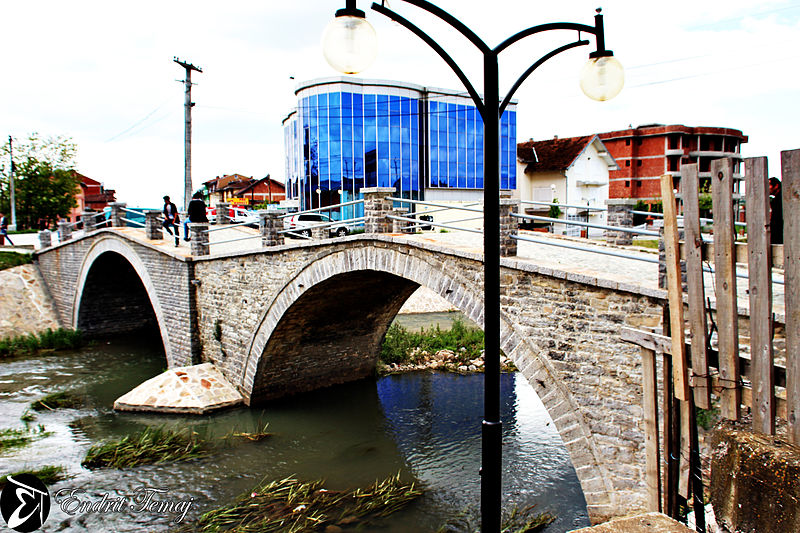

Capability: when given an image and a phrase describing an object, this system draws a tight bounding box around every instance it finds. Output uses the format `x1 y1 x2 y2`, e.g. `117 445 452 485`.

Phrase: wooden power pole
174 57 202 211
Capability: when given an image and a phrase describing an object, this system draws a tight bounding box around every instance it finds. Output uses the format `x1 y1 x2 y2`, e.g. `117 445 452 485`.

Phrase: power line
105 96 173 142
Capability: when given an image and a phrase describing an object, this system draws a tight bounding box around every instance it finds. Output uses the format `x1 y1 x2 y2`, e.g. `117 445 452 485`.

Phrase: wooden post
641 347 662 512
711 158 741 420
682 163 710 409
660 174 690 401
745 156 775 434
782 149 800 444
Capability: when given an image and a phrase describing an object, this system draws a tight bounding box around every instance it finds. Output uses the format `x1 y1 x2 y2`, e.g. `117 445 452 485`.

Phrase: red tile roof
517 135 595 173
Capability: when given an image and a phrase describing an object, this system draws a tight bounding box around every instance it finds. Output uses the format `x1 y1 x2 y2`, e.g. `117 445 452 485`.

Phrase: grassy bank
182 473 422 533
0 251 32 271
82 427 206 469
0 328 84 358
381 317 484 366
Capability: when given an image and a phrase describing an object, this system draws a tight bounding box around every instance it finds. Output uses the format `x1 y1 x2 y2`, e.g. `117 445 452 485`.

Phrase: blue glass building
284 78 517 215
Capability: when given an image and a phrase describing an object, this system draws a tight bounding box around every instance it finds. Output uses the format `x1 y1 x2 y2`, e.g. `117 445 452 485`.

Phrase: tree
0 133 80 229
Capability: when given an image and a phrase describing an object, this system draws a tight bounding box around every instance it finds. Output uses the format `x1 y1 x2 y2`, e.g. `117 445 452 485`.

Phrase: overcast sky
2 0 799 207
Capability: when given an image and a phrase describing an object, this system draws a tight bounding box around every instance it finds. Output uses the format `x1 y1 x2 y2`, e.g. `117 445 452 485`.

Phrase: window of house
625 180 630 187
625 139 631 146
625 160 631 167
637 160 643 166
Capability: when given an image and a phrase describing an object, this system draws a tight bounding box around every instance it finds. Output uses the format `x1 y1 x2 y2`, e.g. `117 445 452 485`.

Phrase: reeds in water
185 472 422 532
31 391 83 411
82 426 206 469
0 465 66 488
0 328 84 358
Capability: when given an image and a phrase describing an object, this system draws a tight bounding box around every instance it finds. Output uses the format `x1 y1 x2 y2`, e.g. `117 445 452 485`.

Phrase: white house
517 135 618 236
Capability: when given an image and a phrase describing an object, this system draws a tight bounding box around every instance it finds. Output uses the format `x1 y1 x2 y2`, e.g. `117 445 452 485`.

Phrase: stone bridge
34 223 666 524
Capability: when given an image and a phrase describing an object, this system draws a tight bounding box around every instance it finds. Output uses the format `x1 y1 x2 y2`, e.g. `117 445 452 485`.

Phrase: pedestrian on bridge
162 196 180 247
184 191 208 241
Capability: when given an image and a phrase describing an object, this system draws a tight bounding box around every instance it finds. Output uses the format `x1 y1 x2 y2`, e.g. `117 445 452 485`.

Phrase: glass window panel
329 92 340 107
330 140 340 158
378 158 389 187
390 126 400 143
448 161 457 187
377 95 389 128
319 159 329 182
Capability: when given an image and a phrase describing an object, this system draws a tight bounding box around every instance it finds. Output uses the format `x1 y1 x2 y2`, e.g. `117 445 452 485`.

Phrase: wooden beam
782 148 800 444
679 242 784 270
745 156 775 434
640 347 662 512
661 174 690 401
682 163 710 409
711 158 741 420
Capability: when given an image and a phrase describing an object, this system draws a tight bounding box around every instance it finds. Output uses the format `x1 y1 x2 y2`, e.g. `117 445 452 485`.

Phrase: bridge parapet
145 210 163 240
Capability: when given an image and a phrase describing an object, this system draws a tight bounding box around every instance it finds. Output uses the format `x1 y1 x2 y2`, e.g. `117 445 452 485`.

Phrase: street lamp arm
494 22 596 55
499 39 588 115
371 1 484 115
372 0 490 54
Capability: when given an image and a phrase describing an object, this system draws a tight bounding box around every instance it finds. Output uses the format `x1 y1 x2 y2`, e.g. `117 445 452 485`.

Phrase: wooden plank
621 327 788 390
621 327 672 353
680 242 784 269
661 174 691 401
745 156 775 434
640 347 662 512
678 400 692 498
681 163 710 408
711 158 741 420
782 149 800 444
710 376 787 420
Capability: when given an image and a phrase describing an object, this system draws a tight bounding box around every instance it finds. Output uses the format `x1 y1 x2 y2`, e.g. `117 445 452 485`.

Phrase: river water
0 315 589 532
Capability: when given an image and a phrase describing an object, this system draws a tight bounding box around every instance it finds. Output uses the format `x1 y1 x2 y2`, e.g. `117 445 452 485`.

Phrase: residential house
517 135 617 235
203 174 286 208
68 172 116 223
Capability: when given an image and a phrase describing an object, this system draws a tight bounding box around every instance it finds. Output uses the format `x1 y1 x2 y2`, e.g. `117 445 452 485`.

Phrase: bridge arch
242 245 614 516
72 237 172 363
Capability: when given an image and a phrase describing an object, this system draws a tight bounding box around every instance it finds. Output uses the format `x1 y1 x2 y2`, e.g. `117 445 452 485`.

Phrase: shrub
0 328 84 358
0 251 32 271
380 318 484 365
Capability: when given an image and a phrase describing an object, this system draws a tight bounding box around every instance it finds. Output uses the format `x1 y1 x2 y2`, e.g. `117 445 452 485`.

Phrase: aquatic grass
0 465 66 488
31 391 84 411
0 328 84 358
0 425 51 453
81 426 206 469
0 251 32 271
183 472 422 532
381 317 484 365
436 504 556 533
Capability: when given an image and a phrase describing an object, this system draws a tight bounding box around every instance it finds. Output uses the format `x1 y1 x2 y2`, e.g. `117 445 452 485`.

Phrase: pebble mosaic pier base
114 363 244 414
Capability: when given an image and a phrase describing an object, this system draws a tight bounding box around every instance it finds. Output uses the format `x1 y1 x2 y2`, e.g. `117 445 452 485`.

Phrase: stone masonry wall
34 230 194 367
191 236 665 524
0 264 61 339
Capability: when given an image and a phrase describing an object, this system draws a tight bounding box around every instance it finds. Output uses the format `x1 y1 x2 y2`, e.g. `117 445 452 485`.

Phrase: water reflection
0 333 589 532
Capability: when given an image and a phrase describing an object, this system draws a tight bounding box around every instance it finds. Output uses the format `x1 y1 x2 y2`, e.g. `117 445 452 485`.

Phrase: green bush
380 318 484 365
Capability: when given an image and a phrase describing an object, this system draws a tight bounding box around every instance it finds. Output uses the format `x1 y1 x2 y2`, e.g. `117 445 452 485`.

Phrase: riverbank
0 264 61 339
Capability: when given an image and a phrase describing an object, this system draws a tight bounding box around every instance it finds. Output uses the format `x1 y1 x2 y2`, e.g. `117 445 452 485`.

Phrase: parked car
283 213 351 238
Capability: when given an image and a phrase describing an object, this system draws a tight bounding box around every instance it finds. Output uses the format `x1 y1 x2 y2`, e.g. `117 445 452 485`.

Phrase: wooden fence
622 148 799 529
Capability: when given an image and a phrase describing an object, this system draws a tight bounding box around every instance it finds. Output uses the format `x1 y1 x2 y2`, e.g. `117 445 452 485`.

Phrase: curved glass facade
284 78 516 213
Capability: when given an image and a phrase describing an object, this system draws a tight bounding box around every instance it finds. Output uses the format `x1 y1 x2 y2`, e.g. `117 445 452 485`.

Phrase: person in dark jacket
162 195 180 247
184 191 209 241
769 177 783 245
0 212 13 246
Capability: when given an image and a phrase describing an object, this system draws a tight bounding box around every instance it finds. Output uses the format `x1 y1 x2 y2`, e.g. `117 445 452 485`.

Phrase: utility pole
8 136 16 230
174 57 202 211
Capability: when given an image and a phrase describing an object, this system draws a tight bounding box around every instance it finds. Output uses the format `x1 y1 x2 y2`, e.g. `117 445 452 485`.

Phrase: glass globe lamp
322 11 377 74
580 54 624 102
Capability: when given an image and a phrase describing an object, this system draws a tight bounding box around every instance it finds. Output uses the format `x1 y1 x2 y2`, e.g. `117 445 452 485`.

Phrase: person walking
769 177 783 245
0 212 13 246
184 191 209 241
162 195 180 247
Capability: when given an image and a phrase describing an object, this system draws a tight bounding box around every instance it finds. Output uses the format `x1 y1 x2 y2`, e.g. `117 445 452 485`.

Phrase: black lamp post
323 2 623 530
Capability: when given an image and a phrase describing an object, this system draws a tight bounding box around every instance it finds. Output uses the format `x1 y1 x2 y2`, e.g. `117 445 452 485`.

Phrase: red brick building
68 172 116 222
598 124 748 201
